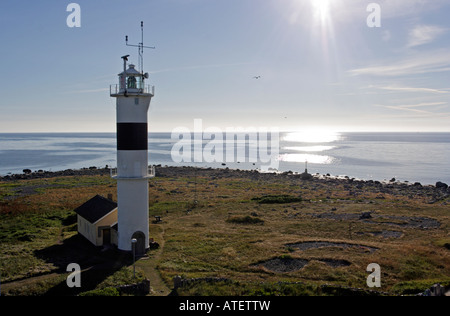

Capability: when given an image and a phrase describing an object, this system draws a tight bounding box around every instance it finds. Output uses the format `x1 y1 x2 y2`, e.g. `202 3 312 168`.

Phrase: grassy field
1 167 449 296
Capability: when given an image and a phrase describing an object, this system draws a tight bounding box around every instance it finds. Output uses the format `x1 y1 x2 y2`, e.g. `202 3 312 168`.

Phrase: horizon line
1 130 450 134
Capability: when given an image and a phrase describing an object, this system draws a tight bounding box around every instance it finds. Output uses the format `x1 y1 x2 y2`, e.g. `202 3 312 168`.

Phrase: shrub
226 215 264 225
252 195 302 204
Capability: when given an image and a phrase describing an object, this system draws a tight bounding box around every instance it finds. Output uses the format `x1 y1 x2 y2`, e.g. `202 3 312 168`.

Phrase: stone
359 212 372 219
300 171 313 180
436 181 448 190
173 276 182 289
422 284 447 296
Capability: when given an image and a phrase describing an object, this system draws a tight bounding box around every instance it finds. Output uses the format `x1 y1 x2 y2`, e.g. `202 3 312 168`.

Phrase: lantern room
119 64 143 91
110 55 154 97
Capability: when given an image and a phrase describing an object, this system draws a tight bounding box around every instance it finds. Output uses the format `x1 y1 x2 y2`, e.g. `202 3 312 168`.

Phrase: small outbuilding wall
74 195 118 247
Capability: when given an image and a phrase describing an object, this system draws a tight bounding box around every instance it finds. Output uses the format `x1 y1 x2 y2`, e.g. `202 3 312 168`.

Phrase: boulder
150 241 160 249
436 181 448 190
359 212 372 220
300 172 313 180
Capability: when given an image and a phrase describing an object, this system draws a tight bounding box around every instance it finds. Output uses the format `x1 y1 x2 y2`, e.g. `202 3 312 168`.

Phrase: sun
311 0 332 24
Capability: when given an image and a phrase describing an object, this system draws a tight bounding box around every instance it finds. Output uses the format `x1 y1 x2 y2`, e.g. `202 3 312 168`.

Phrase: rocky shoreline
1 165 449 203
0 166 111 181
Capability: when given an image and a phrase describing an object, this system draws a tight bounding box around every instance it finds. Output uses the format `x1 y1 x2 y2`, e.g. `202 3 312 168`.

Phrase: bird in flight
253 76 261 79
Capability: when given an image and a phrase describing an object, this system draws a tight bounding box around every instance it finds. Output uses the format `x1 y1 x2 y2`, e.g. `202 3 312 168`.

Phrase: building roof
118 64 141 76
74 195 117 224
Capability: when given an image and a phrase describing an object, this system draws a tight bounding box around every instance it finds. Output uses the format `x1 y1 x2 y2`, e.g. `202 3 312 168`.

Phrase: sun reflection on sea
284 145 335 152
278 153 335 164
280 129 340 165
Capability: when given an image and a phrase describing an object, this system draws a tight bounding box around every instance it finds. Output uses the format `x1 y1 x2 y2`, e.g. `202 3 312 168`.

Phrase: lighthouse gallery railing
110 165 155 179
110 84 155 96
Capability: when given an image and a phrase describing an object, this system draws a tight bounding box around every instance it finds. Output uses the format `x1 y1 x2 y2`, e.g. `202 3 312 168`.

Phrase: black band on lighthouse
117 123 148 150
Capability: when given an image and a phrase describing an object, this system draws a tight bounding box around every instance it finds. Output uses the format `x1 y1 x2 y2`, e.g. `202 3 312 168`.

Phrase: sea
0 132 449 185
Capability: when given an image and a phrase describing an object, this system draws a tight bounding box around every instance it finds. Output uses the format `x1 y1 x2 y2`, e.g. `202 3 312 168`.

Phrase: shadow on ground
34 234 132 296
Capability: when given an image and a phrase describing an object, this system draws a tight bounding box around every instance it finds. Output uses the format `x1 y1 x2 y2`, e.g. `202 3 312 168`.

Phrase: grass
1 168 449 296
391 278 450 295
175 279 321 296
79 287 120 296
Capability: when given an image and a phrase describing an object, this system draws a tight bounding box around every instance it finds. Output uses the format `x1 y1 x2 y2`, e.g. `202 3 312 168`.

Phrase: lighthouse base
117 178 149 254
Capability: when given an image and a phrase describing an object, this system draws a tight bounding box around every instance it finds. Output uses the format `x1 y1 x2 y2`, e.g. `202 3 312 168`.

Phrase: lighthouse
110 22 155 255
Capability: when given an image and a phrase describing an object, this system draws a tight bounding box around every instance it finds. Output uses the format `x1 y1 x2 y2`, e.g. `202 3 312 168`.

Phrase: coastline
1 165 449 204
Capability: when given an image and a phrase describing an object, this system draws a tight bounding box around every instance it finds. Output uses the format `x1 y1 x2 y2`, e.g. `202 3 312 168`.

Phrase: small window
135 98 139 105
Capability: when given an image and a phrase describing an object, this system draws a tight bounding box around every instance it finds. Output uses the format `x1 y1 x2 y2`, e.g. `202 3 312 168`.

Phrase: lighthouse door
132 231 146 256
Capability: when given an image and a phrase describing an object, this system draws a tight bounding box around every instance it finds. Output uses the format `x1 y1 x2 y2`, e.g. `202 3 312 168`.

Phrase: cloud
407 25 447 48
374 102 448 115
375 85 449 94
348 50 450 77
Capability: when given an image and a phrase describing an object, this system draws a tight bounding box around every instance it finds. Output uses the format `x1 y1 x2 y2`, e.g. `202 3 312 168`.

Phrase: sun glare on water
283 129 341 143
280 129 340 165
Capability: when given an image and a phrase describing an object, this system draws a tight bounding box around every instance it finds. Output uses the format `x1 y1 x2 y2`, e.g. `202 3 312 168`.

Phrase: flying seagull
253 76 261 79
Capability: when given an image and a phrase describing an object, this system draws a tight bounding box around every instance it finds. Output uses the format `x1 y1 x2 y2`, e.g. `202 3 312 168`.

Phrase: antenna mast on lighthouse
126 21 155 76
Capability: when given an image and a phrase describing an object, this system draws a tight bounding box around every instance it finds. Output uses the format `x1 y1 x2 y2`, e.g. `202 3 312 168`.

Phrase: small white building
74 195 118 247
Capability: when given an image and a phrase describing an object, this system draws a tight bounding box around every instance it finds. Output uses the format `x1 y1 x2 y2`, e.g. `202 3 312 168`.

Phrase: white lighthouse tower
110 22 155 255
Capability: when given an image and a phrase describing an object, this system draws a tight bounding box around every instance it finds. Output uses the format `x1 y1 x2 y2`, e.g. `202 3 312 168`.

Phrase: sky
0 0 449 133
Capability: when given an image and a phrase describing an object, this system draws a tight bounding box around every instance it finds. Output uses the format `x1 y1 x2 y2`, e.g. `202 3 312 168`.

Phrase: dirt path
136 224 171 296
1 272 60 295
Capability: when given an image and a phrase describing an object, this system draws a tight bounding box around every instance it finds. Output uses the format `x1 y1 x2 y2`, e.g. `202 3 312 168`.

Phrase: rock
359 212 372 220
300 172 313 180
436 181 448 190
173 276 182 289
23 169 32 174
150 241 160 249
419 284 447 296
